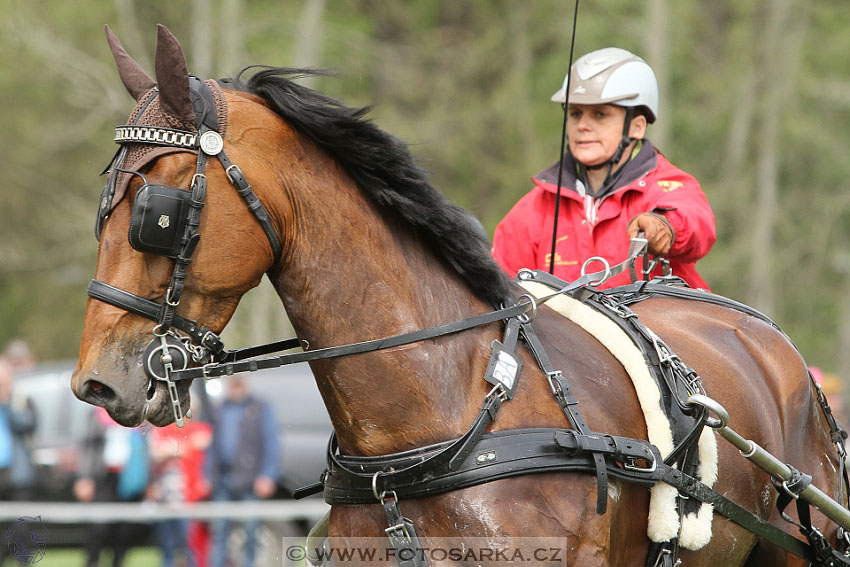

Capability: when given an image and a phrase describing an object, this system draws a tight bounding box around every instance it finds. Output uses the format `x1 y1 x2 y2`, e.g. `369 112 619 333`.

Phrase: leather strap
170 302 531 381
87 279 225 357
158 139 209 330
216 151 282 264
381 493 430 567
319 427 662 504
520 321 609 514
599 280 783 332
88 279 303 362
661 466 814 561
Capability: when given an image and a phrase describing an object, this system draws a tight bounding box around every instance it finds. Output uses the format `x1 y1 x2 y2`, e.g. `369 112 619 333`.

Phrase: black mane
221 67 512 307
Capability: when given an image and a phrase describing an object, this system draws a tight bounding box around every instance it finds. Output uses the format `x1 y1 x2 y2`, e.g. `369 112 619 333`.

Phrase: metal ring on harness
685 394 730 429
516 294 538 323
516 268 536 281
143 334 190 382
372 471 384 501
581 256 611 286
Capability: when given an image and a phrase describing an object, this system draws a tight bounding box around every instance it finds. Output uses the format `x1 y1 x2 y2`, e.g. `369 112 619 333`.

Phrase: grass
1 546 162 567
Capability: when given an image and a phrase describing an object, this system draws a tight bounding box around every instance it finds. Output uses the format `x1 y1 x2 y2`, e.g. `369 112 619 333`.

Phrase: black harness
88 81 850 566
295 272 850 567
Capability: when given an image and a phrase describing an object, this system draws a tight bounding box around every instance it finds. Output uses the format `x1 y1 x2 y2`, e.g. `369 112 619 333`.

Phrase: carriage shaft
716 425 850 530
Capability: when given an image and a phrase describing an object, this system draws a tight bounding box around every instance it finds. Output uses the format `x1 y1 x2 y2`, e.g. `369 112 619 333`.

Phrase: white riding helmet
551 47 659 123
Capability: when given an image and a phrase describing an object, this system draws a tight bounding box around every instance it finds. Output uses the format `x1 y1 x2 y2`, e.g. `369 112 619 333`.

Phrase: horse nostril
83 379 116 406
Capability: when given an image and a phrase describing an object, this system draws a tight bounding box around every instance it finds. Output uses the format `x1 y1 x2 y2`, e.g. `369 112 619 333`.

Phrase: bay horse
73 25 846 566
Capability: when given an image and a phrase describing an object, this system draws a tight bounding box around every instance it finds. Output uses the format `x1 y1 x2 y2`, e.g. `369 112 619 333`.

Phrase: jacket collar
534 139 658 195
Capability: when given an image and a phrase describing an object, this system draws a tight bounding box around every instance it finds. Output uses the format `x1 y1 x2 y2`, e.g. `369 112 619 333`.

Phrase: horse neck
266 154 495 456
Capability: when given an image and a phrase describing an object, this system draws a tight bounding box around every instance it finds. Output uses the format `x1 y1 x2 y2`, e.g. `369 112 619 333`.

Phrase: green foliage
2 0 850 387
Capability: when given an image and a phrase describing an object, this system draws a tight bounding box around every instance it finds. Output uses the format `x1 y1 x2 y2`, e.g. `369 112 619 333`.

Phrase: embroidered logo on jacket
657 180 683 192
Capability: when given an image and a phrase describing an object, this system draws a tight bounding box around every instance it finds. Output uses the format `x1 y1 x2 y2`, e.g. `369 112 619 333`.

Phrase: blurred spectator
73 407 149 567
206 376 278 567
2 339 36 373
185 415 213 567
0 357 38 566
0 358 37 499
147 417 212 567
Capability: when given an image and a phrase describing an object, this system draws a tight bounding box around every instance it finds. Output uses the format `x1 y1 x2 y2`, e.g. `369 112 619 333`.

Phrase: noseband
88 77 282 425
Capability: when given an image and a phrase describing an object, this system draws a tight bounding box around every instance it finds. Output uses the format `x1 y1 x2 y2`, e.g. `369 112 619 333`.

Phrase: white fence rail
0 499 329 523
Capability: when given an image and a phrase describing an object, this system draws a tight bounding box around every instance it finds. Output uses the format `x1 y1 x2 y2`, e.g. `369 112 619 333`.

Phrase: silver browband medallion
199 131 224 156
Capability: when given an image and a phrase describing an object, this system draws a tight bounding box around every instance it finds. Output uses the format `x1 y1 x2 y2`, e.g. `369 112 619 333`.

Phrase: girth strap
319 427 662 505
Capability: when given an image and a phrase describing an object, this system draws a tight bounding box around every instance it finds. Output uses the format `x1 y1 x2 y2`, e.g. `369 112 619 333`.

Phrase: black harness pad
128 184 192 258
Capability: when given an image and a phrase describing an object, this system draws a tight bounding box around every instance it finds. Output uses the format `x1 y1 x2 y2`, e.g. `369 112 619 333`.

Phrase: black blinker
128 184 193 258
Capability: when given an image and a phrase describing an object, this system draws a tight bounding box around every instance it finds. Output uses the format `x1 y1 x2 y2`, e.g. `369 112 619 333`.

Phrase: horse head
73 26 281 426
75 24 509 434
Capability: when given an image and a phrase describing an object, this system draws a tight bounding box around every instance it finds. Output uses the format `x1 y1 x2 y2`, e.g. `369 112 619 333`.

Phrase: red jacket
492 142 715 289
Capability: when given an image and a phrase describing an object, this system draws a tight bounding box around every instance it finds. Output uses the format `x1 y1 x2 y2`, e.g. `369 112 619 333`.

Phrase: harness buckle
622 450 657 474
191 173 206 189
546 370 563 394
201 362 219 379
380 491 413 543
485 383 509 404
225 164 244 185
385 523 411 543
165 286 180 307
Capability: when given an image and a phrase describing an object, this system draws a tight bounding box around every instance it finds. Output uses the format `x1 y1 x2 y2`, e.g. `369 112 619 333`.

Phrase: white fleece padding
520 281 717 549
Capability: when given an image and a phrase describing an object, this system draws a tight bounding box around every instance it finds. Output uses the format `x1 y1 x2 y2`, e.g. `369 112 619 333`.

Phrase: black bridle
89 77 281 425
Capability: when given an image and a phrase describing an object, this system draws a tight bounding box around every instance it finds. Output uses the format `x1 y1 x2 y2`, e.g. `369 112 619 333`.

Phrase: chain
114 125 197 148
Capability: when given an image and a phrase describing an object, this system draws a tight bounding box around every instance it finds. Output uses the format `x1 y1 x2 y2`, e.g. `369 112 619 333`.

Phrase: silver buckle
622 450 657 474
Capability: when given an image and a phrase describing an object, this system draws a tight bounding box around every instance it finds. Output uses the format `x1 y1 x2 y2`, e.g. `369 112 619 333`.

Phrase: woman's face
567 104 644 167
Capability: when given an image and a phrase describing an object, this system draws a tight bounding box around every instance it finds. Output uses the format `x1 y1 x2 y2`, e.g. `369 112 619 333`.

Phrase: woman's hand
628 213 675 255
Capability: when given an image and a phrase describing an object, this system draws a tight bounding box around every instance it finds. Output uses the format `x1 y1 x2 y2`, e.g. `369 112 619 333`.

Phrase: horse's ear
105 25 155 101
154 24 194 123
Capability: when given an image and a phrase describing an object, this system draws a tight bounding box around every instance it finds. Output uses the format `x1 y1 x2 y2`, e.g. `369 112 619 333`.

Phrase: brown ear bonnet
97 25 228 225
